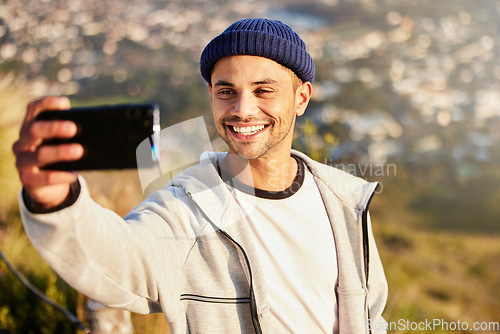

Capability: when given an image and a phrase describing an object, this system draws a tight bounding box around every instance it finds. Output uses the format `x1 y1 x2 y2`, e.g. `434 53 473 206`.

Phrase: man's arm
18 173 196 316
14 97 195 317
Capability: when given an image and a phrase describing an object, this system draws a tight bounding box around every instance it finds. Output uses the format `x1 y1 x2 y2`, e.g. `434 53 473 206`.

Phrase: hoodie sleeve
19 176 196 319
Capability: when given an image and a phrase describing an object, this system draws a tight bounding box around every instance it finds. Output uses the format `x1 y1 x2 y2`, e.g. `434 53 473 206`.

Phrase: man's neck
220 152 298 192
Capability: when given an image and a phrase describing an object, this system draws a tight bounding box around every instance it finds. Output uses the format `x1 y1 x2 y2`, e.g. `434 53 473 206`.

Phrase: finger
19 96 72 140
38 143 84 168
31 120 78 140
16 143 84 169
12 137 34 156
15 97 72 153
13 120 78 155
25 96 71 123
21 169 79 190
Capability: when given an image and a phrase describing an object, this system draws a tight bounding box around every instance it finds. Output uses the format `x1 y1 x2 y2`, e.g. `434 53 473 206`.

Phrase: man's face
209 55 305 160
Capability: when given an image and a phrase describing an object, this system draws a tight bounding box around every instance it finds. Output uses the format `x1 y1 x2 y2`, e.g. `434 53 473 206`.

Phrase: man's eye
255 89 273 95
217 90 234 96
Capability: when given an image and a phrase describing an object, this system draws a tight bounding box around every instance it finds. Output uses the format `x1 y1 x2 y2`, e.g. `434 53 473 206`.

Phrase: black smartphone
36 103 160 171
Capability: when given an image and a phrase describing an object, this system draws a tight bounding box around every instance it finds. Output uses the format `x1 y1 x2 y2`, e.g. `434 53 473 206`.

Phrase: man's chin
230 151 260 161
227 146 265 161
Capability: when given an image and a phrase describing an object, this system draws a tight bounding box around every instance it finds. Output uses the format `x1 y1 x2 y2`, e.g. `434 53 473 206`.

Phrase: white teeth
232 125 265 135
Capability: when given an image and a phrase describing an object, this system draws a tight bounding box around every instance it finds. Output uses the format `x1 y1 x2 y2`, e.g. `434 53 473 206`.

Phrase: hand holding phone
35 103 160 171
13 97 83 209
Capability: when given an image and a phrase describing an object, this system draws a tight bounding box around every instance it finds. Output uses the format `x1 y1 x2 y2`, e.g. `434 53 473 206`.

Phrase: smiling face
209 55 311 161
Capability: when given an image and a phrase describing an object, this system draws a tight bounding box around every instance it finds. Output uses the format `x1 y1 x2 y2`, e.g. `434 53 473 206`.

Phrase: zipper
220 230 263 334
362 185 378 334
186 192 263 334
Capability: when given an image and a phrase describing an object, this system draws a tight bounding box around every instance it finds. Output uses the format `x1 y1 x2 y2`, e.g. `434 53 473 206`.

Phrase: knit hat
200 18 315 84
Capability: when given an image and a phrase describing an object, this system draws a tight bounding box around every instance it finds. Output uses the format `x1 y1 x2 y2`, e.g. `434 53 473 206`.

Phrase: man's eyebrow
214 80 234 87
253 78 280 86
213 78 280 87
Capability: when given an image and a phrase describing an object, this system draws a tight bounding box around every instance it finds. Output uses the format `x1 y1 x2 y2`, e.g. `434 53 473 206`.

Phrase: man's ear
295 81 313 117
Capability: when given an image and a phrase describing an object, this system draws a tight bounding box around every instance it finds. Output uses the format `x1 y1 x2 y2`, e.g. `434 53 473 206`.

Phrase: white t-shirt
223 158 339 333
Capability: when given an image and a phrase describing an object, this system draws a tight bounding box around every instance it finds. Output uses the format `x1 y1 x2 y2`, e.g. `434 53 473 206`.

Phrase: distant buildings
1 0 498 180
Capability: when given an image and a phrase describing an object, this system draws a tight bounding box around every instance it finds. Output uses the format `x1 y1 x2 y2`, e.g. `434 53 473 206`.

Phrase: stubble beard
217 115 295 161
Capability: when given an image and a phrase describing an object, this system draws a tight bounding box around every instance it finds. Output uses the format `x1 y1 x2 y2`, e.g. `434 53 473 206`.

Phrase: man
14 18 387 333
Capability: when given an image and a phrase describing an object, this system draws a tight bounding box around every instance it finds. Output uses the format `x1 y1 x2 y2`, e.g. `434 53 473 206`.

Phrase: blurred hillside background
1 0 499 333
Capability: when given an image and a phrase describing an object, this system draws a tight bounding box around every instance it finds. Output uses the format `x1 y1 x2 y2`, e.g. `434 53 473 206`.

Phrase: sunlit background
1 0 499 332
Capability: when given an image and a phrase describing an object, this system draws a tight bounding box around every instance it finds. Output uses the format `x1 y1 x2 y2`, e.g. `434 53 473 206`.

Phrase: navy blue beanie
200 18 315 84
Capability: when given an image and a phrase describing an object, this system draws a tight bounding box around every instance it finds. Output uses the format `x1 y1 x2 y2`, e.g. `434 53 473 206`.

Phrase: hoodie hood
167 151 378 228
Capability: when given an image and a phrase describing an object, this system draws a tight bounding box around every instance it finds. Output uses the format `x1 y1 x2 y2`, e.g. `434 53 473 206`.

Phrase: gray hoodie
19 150 388 334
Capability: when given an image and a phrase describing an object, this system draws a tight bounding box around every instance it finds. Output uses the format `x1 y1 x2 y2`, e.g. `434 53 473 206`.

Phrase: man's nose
232 92 258 118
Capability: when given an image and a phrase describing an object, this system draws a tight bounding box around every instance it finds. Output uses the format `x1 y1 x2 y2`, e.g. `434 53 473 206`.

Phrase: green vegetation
372 175 500 333
0 208 79 334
